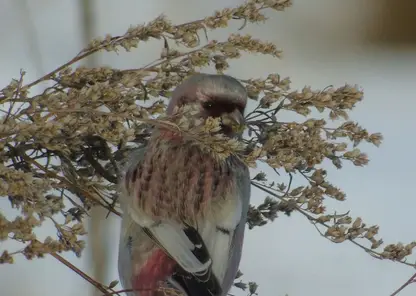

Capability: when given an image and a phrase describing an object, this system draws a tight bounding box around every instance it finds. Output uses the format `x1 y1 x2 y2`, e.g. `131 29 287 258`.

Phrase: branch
251 181 416 268
50 252 110 295
390 272 416 296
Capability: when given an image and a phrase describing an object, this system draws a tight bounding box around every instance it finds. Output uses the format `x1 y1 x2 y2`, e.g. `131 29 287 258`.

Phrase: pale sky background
1 1 416 296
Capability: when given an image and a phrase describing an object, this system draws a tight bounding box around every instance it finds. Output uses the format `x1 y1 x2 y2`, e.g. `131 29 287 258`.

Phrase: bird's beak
220 109 245 134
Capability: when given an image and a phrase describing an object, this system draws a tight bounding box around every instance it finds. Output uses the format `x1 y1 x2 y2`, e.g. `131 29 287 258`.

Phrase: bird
118 73 251 296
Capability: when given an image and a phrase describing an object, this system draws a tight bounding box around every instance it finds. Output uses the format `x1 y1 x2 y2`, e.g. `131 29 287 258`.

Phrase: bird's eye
203 102 213 109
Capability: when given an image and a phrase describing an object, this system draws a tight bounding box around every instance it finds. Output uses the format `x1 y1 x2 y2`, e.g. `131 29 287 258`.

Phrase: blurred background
1 0 416 295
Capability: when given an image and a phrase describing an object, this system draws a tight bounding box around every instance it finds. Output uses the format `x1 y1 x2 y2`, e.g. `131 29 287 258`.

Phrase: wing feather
125 187 212 276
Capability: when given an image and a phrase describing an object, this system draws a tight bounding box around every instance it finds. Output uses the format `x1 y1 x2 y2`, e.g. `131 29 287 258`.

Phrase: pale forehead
172 73 247 103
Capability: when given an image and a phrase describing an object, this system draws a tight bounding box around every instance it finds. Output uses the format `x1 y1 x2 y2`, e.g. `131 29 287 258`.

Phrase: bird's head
166 73 248 138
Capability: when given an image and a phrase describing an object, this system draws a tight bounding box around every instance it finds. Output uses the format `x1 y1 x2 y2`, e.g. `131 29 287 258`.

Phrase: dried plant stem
50 252 110 295
390 272 416 296
17 146 121 216
251 181 416 268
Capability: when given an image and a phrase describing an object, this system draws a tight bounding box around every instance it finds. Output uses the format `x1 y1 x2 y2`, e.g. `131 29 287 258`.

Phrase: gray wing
220 163 251 295
118 213 136 295
117 147 147 295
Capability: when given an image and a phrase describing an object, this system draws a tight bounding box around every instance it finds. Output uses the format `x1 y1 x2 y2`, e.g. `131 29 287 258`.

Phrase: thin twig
390 272 416 296
50 252 110 295
251 181 416 268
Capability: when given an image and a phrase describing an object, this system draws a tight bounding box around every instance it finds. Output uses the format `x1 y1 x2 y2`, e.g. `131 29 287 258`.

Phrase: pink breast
132 249 177 296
